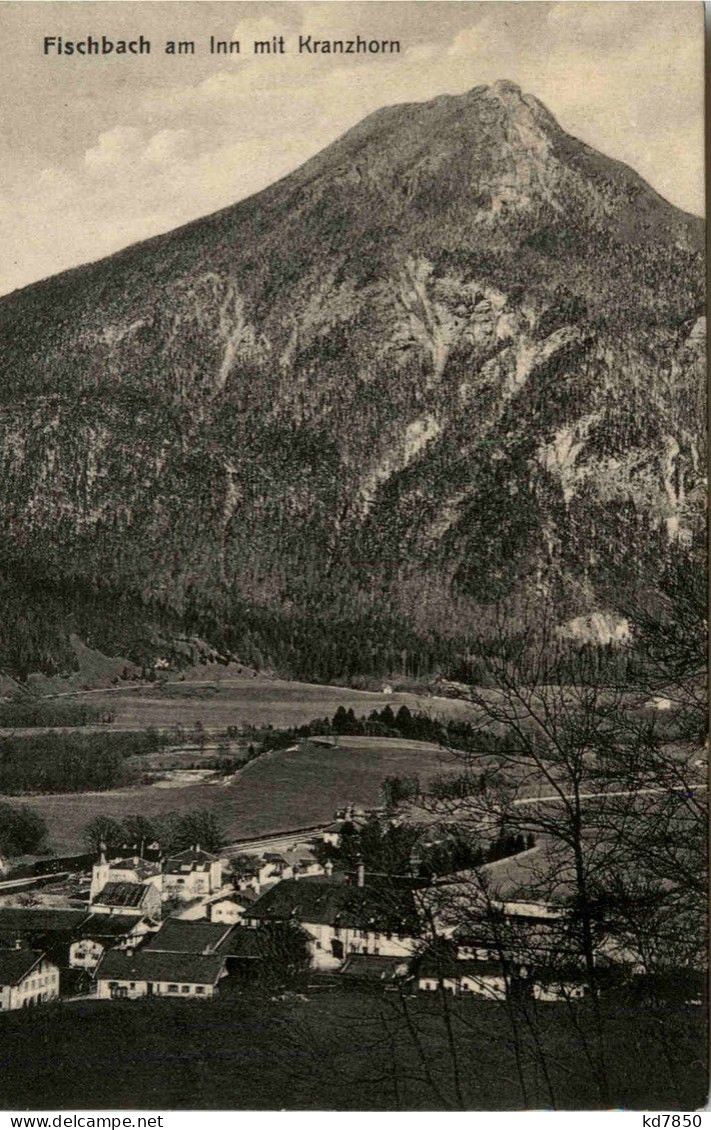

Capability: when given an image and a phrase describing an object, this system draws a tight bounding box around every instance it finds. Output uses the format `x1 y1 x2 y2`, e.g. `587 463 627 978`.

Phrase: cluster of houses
0 808 696 1013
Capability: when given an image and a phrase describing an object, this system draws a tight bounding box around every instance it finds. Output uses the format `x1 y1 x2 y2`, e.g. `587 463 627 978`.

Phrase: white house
0 949 60 1010
206 890 257 925
89 847 163 903
95 949 228 1000
253 846 325 890
163 847 222 901
68 914 157 971
418 956 508 1000
247 873 422 971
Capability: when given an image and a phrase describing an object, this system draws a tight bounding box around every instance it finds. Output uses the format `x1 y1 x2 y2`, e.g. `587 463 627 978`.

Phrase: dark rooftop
220 926 262 959
0 949 45 986
109 857 161 880
418 954 506 980
340 954 410 981
249 877 421 934
143 919 234 955
96 948 226 986
165 848 217 873
93 882 154 909
0 908 88 939
72 914 149 940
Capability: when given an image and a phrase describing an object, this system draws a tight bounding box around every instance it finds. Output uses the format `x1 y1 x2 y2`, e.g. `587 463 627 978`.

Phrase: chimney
357 861 365 889
195 843 200 853
13 937 23 950
324 860 334 877
99 840 107 865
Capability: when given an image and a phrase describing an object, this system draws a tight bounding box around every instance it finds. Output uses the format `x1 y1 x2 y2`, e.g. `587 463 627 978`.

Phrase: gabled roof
72 914 150 941
0 949 46 986
165 848 218 874
206 889 257 907
0 907 88 939
418 953 506 980
248 878 351 926
249 878 421 934
143 920 234 955
95 949 225 986
220 926 262 959
339 955 409 981
93 882 155 909
108 857 161 880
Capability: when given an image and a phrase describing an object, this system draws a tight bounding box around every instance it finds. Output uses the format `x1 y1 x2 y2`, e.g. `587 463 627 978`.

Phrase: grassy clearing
39 676 479 732
0 737 456 853
0 991 704 1110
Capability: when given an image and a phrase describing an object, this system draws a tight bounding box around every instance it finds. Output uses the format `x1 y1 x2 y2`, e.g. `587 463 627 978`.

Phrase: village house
417 953 509 1000
89 845 163 903
247 868 422 970
68 913 157 971
95 949 228 1000
163 846 222 901
0 907 89 978
206 889 257 925
255 846 325 889
321 805 368 847
0 948 60 1010
91 881 161 919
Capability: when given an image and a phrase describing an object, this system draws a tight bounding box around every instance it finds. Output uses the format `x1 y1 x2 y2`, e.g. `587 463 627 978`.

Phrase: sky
0 1 704 296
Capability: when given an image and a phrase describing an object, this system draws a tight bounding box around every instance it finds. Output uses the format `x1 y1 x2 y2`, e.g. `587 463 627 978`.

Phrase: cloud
84 127 143 172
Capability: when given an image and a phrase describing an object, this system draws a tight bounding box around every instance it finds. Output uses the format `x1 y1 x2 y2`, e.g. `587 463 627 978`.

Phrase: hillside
0 994 705 1109
0 80 705 682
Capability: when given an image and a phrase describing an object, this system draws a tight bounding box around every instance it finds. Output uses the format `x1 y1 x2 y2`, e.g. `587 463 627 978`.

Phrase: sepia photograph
0 0 706 1112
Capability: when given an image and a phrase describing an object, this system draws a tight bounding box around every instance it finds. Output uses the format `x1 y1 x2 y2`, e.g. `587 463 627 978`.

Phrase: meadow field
32 674 478 732
0 735 459 853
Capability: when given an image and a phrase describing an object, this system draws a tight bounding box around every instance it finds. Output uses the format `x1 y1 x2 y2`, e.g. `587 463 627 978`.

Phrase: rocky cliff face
0 81 705 679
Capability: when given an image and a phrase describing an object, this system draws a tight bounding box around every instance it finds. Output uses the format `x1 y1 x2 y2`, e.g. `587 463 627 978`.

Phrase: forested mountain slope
0 80 704 680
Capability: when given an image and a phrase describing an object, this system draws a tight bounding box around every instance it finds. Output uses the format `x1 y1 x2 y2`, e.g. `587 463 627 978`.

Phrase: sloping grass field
0 992 705 1110
36 675 478 732
0 736 458 853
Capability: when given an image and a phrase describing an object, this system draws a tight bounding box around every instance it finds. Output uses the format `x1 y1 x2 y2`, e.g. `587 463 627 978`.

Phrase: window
195 986 205 995
130 983 135 989
168 984 178 993
181 986 190 994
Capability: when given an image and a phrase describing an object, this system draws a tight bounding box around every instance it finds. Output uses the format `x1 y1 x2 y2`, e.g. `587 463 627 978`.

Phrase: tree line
0 697 111 728
0 730 169 794
80 809 227 855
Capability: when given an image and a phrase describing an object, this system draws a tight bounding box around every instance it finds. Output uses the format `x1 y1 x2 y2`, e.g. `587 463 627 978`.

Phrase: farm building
163 847 222 901
95 949 228 1000
68 914 157 971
